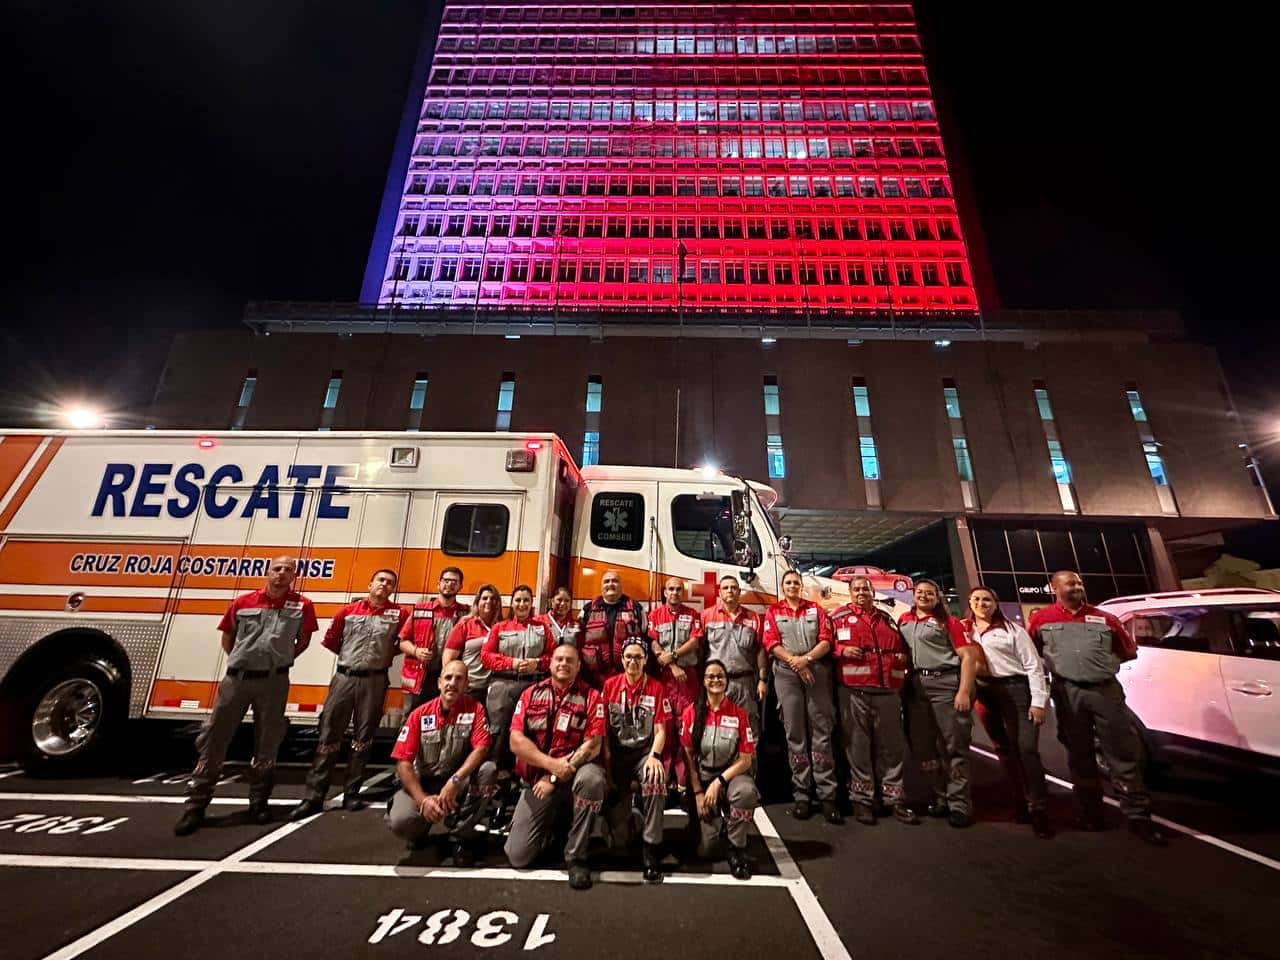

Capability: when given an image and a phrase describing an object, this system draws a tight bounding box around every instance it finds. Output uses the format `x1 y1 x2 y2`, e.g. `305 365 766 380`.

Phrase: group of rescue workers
171 558 1167 890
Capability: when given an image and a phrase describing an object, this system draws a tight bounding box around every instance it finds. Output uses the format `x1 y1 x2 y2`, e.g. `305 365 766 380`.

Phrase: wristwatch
449 774 463 787
548 774 559 785
651 751 663 760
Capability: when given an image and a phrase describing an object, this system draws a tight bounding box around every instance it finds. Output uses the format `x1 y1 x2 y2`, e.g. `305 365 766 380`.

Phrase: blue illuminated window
237 373 257 409
585 376 603 412
767 434 786 478
495 372 516 430
409 373 428 411
851 379 871 417
1143 443 1168 485
859 437 880 480
1126 389 1148 422
943 385 962 419
763 376 781 415
1047 439 1072 483
953 438 974 481
1034 387 1055 421
582 431 600 466
322 372 343 410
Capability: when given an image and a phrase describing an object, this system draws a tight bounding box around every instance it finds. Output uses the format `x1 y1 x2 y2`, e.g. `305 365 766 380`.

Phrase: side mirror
730 488 754 567
732 537 753 567
778 534 793 555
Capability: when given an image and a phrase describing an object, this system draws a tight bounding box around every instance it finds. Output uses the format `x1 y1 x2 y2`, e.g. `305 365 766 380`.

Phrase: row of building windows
404 171 953 200
387 256 970 288
428 67 931 88
421 99 935 125
396 212 962 242
438 33 922 55
440 4 917 25
414 137 944 163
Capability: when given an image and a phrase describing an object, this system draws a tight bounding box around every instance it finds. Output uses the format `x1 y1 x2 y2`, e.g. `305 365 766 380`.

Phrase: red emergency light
196 437 217 450
525 440 543 451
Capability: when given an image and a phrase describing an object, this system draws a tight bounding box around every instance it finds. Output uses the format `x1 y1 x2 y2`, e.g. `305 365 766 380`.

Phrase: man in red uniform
291 569 409 819
398 567 468 715
505 644 606 890
175 557 317 836
1028 571 1165 845
577 569 647 687
386 658 497 864
830 576 917 825
647 577 701 787
701 576 768 739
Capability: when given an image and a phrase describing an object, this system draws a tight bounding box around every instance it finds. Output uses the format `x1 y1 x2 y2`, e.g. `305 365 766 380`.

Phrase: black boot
925 800 950 819
1128 818 1167 846
791 797 812 821
174 808 204 836
642 844 663 884
1031 809 1055 839
822 801 845 825
853 803 876 825
289 796 325 822
892 805 920 825
728 847 752 881
248 801 273 825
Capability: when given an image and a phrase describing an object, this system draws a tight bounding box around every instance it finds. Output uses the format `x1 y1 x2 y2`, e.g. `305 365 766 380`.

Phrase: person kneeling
681 660 758 881
504 644 606 891
385 660 497 865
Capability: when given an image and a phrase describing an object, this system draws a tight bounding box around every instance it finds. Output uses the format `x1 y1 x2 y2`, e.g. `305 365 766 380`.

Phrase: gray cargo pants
185 670 289 811
606 748 666 847
1051 677 1150 819
837 686 906 805
725 675 761 741
385 761 499 842
976 676 1049 812
504 763 605 868
303 669 389 800
905 670 973 816
696 766 758 855
486 675 538 774
773 660 836 802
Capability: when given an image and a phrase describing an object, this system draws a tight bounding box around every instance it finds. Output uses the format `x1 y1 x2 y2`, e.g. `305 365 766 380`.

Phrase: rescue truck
0 430 850 772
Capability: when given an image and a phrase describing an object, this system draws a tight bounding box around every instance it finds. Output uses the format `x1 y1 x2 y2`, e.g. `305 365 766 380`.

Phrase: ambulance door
432 492 527 606
656 483 767 615
572 482 658 606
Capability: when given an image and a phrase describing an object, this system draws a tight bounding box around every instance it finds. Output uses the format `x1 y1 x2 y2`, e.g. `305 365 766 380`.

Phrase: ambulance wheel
18 656 124 775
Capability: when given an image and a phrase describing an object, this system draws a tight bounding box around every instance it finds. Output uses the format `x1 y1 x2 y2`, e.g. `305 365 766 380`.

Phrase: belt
336 665 381 678
727 669 756 679
492 670 547 682
980 673 1029 685
914 666 958 678
226 666 289 679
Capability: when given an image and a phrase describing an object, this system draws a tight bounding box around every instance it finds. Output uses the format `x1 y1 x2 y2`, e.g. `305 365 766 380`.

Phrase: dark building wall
152 330 1269 524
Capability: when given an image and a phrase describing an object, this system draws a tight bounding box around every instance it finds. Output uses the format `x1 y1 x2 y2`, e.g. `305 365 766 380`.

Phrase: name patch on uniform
414 610 433 619
421 714 437 731
1085 615 1106 625
284 600 304 611
678 614 692 624
640 695 656 708
804 608 817 620
456 712 475 725
620 612 634 622
382 611 400 621
837 628 851 641
720 715 740 728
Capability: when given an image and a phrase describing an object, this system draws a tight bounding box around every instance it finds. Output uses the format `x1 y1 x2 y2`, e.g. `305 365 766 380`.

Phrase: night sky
5 3 1275 550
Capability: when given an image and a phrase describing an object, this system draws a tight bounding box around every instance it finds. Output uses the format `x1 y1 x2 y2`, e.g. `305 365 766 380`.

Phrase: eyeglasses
621 653 646 662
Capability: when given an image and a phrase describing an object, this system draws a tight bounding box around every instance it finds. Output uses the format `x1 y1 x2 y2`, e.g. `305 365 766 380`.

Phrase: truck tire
17 655 124 775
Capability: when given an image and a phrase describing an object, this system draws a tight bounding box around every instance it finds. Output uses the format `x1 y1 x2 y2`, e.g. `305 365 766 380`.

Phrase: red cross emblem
689 570 720 609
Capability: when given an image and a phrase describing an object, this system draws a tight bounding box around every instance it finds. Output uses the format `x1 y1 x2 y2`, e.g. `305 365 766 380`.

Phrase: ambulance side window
589 492 645 551
671 495 761 566
442 504 509 557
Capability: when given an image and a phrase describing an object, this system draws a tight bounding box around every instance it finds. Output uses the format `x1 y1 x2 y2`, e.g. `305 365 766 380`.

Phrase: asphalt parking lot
1 721 1277 960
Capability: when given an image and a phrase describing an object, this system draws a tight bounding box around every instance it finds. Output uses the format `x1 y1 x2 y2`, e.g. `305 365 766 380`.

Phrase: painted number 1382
369 908 556 951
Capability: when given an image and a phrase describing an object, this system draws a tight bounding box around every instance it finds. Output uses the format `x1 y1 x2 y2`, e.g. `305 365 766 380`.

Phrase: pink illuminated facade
371 1 979 315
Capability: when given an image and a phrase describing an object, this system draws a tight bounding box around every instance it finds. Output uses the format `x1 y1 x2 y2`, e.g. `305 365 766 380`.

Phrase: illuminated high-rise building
362 1 980 316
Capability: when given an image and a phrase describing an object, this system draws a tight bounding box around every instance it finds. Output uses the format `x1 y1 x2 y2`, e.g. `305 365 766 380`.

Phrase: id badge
555 712 570 733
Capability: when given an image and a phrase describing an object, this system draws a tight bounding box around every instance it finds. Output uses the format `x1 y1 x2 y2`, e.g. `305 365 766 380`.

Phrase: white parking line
0 770 24 781
969 745 1280 872
753 809 852 960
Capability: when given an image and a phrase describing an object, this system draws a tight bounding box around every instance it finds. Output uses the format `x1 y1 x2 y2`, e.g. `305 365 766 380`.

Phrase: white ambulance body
0 429 824 771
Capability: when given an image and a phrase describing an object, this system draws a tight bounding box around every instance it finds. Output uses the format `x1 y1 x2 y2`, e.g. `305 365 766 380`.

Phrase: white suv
1097 588 1280 773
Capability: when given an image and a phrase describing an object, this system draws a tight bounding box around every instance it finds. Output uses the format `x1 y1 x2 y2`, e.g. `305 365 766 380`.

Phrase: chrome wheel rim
32 678 103 757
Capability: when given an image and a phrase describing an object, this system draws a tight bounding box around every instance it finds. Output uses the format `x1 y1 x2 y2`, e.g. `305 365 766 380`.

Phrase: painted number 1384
0 813 128 834
369 908 556 951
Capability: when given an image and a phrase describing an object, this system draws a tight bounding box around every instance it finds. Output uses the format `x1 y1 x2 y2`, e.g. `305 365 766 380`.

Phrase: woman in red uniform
537 586 580 647
681 659 757 881
480 585 556 776
899 579 981 827
763 570 840 823
442 583 502 705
